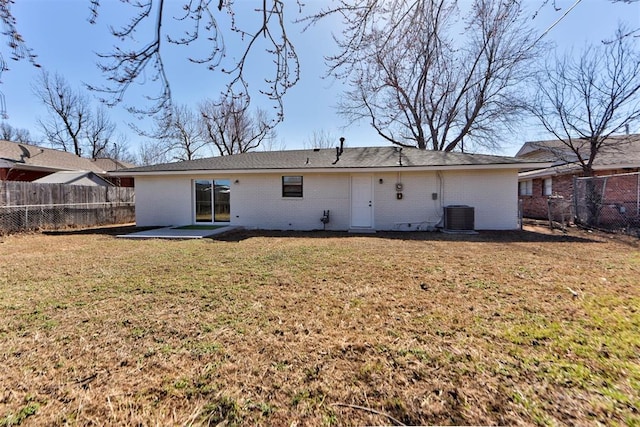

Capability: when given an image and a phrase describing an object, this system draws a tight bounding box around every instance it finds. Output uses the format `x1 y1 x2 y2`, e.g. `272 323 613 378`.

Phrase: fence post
518 199 523 230
572 176 578 224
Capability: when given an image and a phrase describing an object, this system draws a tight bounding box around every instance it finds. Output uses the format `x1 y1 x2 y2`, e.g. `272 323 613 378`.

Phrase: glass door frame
193 178 231 224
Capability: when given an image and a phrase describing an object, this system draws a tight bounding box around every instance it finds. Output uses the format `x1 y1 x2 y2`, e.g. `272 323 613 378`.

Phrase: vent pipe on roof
332 137 345 164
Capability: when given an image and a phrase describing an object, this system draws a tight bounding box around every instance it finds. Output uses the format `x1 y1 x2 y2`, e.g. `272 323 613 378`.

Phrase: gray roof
91 157 136 171
0 140 133 174
516 134 640 179
516 134 640 166
516 139 575 159
33 171 114 186
121 146 542 174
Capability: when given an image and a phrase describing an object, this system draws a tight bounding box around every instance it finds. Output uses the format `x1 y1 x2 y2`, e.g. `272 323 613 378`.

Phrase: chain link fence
0 202 135 234
547 195 573 231
573 172 640 235
1 181 135 234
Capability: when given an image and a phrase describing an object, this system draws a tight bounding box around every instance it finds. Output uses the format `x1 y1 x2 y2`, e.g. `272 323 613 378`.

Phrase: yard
1 226 638 426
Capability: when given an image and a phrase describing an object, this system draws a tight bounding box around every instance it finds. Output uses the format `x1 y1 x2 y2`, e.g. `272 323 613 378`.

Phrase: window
282 176 303 198
543 178 552 196
519 180 532 196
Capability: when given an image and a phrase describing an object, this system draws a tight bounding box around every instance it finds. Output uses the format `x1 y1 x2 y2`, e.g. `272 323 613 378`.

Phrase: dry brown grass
1 225 639 426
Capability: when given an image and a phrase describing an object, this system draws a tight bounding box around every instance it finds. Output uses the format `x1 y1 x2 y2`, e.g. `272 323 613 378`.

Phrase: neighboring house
33 171 114 187
91 158 136 187
516 134 640 219
111 146 547 231
0 139 135 187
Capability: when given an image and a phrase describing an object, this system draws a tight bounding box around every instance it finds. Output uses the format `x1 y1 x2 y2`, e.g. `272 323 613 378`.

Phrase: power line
533 0 583 47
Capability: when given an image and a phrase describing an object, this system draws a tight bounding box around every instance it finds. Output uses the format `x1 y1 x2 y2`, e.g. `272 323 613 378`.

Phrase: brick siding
520 174 573 219
520 168 640 221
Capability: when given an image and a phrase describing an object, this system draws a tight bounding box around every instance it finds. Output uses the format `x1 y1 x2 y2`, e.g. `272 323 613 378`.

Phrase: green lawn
1 227 638 426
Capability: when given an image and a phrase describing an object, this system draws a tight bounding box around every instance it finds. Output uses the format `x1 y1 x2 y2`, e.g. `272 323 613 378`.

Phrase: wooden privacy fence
0 181 135 234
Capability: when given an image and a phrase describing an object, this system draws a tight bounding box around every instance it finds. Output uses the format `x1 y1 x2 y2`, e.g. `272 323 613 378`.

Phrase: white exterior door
351 174 373 228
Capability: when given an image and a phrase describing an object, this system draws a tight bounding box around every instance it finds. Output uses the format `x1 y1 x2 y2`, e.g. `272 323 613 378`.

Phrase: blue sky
2 0 639 157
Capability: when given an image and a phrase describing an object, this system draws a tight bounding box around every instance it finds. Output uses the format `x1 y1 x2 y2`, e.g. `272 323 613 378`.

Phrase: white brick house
112 146 546 231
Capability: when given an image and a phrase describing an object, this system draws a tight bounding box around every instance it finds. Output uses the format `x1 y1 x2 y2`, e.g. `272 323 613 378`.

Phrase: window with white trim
519 180 532 196
543 178 552 196
282 176 303 197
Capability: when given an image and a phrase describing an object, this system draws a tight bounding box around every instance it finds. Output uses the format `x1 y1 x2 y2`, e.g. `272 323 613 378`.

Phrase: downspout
435 171 445 228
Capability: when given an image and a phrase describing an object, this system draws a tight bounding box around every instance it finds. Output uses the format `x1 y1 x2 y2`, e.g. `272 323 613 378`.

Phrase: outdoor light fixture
234 179 240 184
379 178 384 184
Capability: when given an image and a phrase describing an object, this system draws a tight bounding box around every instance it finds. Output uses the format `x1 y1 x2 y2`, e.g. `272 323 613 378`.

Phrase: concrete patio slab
117 226 241 239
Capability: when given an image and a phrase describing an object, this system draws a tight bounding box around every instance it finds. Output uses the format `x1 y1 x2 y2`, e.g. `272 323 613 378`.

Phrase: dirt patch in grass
1 225 638 425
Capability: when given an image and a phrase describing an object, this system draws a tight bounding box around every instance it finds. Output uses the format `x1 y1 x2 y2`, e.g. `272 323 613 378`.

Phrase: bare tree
87 0 300 128
84 106 118 158
200 96 274 156
0 1 37 64
33 71 128 159
260 137 287 152
0 121 31 142
304 0 540 152
136 140 171 166
150 104 208 162
529 25 640 176
302 129 340 149
0 0 39 118
34 71 89 156
101 136 136 164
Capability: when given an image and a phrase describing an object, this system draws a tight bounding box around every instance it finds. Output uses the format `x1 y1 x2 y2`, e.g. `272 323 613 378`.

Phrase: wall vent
444 205 475 231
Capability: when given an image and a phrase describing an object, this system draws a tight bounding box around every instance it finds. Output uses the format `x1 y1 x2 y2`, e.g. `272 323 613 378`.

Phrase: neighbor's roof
0 139 133 174
516 134 640 164
91 157 136 171
516 134 640 179
32 170 114 186
113 146 547 176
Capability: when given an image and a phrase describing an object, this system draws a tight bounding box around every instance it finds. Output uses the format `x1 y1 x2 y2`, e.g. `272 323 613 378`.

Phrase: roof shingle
516 134 640 167
122 146 540 174
0 140 132 173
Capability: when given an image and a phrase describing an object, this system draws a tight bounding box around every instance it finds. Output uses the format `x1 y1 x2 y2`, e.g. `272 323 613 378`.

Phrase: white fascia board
519 162 640 180
519 167 569 179
110 162 550 177
593 163 640 170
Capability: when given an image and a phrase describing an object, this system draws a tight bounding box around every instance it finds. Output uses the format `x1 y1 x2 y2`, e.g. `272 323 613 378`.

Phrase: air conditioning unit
444 205 474 231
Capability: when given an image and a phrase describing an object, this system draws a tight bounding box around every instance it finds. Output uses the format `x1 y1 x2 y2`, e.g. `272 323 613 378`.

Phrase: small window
543 178 552 196
519 180 532 196
282 176 303 198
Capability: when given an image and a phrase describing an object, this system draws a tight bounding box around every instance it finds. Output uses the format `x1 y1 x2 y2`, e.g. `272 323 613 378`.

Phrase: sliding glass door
194 179 230 223
213 180 230 222
194 180 213 222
